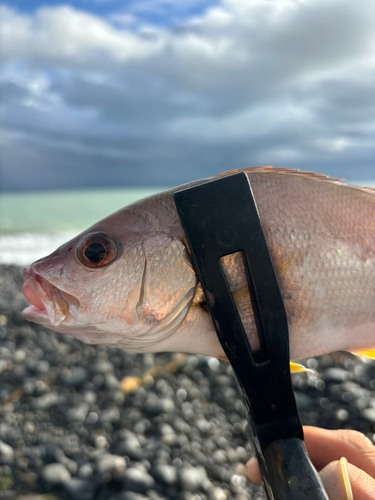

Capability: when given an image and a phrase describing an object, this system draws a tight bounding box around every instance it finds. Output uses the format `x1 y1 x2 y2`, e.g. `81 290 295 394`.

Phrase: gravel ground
1 264 375 500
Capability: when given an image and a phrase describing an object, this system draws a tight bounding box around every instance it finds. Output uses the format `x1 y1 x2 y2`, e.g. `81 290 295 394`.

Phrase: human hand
246 426 375 499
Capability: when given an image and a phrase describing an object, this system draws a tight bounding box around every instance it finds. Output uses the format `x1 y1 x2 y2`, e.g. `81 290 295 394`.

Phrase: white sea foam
0 232 79 266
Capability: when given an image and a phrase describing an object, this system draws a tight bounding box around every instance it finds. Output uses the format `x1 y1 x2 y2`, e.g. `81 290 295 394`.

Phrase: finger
246 456 262 484
304 426 375 478
319 461 349 499
320 460 375 500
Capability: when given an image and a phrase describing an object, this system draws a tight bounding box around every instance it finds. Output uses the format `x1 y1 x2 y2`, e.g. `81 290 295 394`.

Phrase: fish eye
77 233 117 268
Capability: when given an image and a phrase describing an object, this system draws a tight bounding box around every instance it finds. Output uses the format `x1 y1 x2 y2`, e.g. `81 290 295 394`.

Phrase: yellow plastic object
339 457 353 500
351 349 375 360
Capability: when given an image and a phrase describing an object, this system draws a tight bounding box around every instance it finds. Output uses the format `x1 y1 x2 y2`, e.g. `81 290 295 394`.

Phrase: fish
22 167 375 362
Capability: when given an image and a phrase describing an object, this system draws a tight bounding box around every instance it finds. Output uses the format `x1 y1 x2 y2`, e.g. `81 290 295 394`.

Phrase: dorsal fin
216 166 375 196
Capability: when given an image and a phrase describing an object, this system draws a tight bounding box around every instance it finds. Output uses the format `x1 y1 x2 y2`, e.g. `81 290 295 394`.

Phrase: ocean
0 188 163 266
1 180 374 266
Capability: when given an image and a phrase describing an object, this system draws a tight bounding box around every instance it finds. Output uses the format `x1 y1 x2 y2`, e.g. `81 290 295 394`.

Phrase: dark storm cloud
1 0 374 191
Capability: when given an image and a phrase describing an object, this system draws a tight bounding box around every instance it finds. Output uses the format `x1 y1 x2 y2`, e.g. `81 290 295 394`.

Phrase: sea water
0 188 163 266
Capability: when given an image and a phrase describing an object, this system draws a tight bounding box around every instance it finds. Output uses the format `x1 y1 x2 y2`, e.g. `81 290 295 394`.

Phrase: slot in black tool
174 172 329 500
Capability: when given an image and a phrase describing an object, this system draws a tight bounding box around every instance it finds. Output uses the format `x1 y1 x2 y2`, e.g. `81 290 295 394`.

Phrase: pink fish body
22 168 375 361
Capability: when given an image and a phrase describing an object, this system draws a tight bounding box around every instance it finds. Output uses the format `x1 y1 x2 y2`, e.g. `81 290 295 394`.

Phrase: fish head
22 199 201 352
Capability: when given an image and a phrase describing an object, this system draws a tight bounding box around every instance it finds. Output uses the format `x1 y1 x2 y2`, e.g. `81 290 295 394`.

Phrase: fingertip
320 460 375 500
246 456 262 484
319 461 348 499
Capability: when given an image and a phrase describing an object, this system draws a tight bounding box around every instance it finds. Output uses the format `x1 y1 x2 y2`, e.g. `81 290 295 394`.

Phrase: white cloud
1 0 375 191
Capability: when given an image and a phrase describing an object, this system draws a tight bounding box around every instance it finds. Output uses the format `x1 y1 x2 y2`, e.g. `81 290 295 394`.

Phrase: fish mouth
22 268 70 326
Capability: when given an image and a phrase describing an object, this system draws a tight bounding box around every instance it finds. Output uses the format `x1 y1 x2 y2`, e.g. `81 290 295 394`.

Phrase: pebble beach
1 264 375 500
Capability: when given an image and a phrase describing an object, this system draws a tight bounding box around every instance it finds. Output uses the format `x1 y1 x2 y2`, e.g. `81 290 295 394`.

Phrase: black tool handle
263 438 329 500
242 390 329 500
173 173 329 500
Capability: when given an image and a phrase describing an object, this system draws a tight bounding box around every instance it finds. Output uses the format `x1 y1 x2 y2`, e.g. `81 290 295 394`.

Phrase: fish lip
22 268 69 326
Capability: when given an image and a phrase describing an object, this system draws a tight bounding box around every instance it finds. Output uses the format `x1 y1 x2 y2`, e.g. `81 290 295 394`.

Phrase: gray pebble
13 348 26 363
84 390 97 404
212 450 228 465
32 393 58 410
179 467 203 492
123 467 155 493
209 488 227 500
113 493 148 500
67 402 89 422
324 368 351 382
294 392 313 411
97 453 127 480
62 456 78 474
79 463 94 478
362 408 375 423
151 464 178 485
0 441 14 464
99 407 120 425
62 367 89 386
42 443 65 462
116 437 142 460
91 359 113 374
144 398 175 415
105 373 120 389
42 463 71 485
64 478 97 500
0 359 7 374
36 360 50 374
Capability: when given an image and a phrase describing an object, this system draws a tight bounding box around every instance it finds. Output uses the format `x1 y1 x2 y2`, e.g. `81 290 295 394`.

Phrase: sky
1 0 375 191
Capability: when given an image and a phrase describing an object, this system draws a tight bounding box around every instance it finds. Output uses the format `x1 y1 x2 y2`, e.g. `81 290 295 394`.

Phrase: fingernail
339 457 353 500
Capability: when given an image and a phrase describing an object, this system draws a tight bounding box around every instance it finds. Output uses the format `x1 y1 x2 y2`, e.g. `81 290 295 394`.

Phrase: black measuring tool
174 172 329 500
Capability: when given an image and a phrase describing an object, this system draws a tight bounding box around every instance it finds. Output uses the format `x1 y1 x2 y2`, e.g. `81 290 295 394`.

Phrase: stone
113 493 148 500
362 408 375 424
294 392 313 411
323 368 351 382
209 488 227 500
67 403 89 422
0 441 14 464
32 393 58 410
105 373 120 389
79 463 94 478
62 367 89 386
91 359 113 374
0 359 7 374
179 467 203 492
97 454 127 480
144 398 175 416
13 348 26 363
99 407 120 425
64 478 97 500
42 463 71 485
123 467 155 493
116 437 142 461
42 443 65 462
151 464 178 486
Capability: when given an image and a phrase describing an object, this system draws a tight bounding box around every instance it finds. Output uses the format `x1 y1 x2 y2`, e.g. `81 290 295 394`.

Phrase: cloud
1 0 375 191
